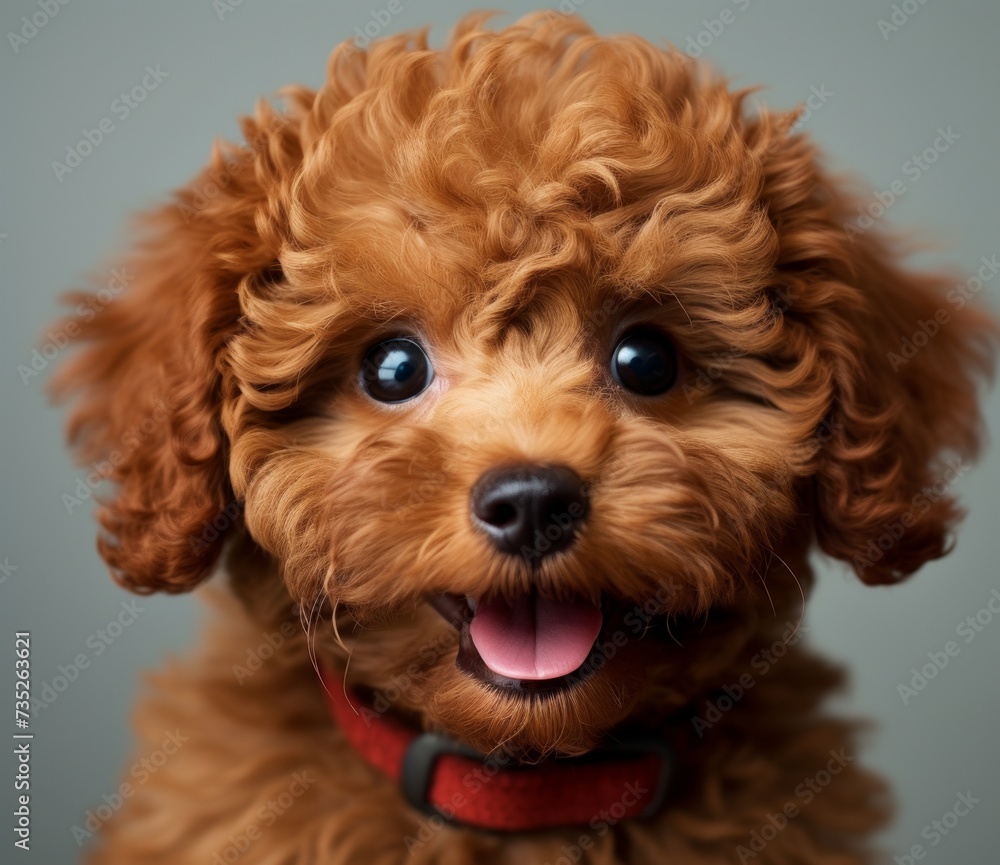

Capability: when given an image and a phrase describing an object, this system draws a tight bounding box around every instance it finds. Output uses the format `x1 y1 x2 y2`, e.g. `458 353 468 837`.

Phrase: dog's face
56 14 993 756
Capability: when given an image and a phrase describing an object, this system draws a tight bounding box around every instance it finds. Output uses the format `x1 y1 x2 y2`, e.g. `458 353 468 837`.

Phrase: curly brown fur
53 11 994 864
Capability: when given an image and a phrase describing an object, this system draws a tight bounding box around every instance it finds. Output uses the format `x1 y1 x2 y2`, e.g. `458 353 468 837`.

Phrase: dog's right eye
610 328 678 396
361 337 434 403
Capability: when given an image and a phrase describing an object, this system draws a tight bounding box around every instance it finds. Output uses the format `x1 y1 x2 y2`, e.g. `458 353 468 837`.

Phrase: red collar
320 669 673 833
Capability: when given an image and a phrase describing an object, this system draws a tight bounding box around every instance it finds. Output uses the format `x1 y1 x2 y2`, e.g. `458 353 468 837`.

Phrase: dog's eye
611 328 678 395
361 337 433 403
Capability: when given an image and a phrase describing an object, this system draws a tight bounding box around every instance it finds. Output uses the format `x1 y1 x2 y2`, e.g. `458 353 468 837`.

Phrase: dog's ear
811 241 995 584
752 119 996 585
51 104 304 593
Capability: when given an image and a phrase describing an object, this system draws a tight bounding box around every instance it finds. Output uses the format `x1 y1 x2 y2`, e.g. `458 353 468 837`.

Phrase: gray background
2 0 998 862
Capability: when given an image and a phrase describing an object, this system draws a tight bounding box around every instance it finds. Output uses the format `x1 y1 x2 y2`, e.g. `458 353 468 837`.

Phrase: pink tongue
469 594 602 681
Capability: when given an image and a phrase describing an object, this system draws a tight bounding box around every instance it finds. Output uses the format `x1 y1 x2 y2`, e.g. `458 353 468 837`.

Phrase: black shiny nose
470 464 589 559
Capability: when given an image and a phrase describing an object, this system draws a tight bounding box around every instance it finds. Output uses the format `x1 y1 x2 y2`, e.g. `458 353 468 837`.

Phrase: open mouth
429 592 606 695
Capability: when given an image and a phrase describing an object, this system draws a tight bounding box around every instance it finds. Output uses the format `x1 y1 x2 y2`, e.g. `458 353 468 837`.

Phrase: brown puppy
54 12 995 864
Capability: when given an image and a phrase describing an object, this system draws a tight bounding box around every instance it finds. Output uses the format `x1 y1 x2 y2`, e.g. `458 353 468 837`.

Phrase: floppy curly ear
50 103 304 593
755 124 996 585
812 235 995 584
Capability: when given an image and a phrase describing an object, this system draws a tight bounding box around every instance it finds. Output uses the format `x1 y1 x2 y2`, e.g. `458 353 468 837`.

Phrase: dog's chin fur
52 10 995 864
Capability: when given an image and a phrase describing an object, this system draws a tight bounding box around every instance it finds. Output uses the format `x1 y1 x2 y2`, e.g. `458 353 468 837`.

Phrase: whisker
330 597 348 653
663 613 685 648
767 547 807 643
696 608 710 635
340 631 359 715
752 560 777 618
302 593 336 702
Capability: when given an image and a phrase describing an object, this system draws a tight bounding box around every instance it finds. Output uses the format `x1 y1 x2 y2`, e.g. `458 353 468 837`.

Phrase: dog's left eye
361 337 434 403
610 328 678 395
